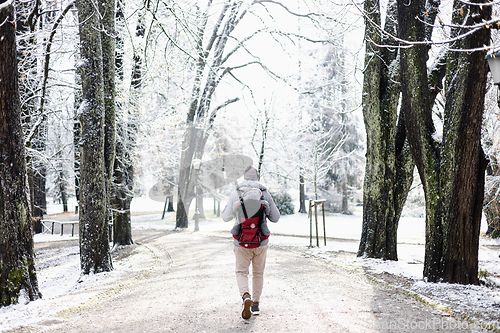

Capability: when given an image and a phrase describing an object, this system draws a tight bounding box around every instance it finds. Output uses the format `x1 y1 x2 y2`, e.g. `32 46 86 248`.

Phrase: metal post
322 201 326 246
194 187 200 232
315 202 319 247
309 200 313 247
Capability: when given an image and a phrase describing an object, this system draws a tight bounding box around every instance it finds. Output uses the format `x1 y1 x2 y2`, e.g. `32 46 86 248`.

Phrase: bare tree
169 1 249 228
16 0 46 231
111 0 142 245
251 99 273 176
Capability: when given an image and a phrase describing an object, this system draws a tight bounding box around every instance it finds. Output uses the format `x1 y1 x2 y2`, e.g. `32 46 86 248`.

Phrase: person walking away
222 166 280 319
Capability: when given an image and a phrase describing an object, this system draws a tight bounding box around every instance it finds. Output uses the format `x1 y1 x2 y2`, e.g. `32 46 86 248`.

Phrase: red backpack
233 188 269 248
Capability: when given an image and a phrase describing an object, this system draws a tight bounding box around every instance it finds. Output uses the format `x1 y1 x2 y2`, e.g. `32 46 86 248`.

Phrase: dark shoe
251 302 260 315
241 293 252 319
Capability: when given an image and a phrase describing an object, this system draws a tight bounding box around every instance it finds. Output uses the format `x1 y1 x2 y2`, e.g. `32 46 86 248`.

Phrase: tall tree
75 0 112 274
357 0 414 260
357 0 448 261
100 0 117 244
397 0 489 283
101 0 116 183
16 0 46 230
38 1 77 217
111 0 140 245
0 0 41 306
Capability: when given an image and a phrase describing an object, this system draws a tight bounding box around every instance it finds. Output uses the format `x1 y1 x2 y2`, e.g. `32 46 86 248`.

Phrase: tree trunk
111 0 134 246
74 59 82 209
213 196 220 216
341 175 348 214
111 137 133 245
76 0 112 274
299 173 306 213
100 0 116 181
167 193 175 212
33 167 46 232
60 174 68 213
100 0 116 244
74 3 83 210
0 0 41 305
255 108 269 177
176 195 189 228
483 98 500 237
435 0 489 284
33 138 47 218
484 168 500 237
358 0 412 260
398 0 443 281
397 0 490 284
176 126 202 228
113 198 132 245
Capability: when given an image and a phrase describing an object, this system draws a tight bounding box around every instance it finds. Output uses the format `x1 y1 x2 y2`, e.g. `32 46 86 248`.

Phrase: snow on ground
2 196 500 331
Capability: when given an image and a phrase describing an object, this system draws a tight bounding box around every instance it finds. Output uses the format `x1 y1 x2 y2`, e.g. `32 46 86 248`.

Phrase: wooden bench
40 220 78 237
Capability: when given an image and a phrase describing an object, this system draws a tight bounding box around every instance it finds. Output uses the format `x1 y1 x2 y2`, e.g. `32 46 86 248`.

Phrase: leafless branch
27 0 75 146
352 0 494 52
253 0 323 19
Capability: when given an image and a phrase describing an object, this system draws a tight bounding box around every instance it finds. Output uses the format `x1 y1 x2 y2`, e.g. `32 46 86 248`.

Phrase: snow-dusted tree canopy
14 0 363 214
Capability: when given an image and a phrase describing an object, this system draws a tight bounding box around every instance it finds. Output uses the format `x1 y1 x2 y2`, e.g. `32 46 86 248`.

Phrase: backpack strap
239 194 249 219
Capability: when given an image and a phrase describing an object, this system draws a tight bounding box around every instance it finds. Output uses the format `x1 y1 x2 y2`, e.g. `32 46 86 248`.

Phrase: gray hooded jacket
222 168 280 247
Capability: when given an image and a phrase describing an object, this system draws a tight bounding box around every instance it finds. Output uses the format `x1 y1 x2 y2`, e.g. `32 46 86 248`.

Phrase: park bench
40 219 78 237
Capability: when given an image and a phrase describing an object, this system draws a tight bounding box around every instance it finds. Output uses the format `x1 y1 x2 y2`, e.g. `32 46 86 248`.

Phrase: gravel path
27 231 483 333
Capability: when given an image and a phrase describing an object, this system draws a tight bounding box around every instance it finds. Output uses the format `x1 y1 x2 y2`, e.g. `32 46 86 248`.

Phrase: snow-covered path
25 230 481 333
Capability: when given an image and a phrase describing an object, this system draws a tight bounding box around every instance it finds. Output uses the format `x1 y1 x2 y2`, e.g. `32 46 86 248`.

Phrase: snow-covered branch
352 0 494 52
0 0 13 13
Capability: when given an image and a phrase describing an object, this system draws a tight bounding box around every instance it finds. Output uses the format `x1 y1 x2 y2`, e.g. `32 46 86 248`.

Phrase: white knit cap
243 166 259 181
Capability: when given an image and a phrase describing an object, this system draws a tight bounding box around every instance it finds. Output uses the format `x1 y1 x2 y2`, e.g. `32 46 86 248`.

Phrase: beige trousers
233 244 268 303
